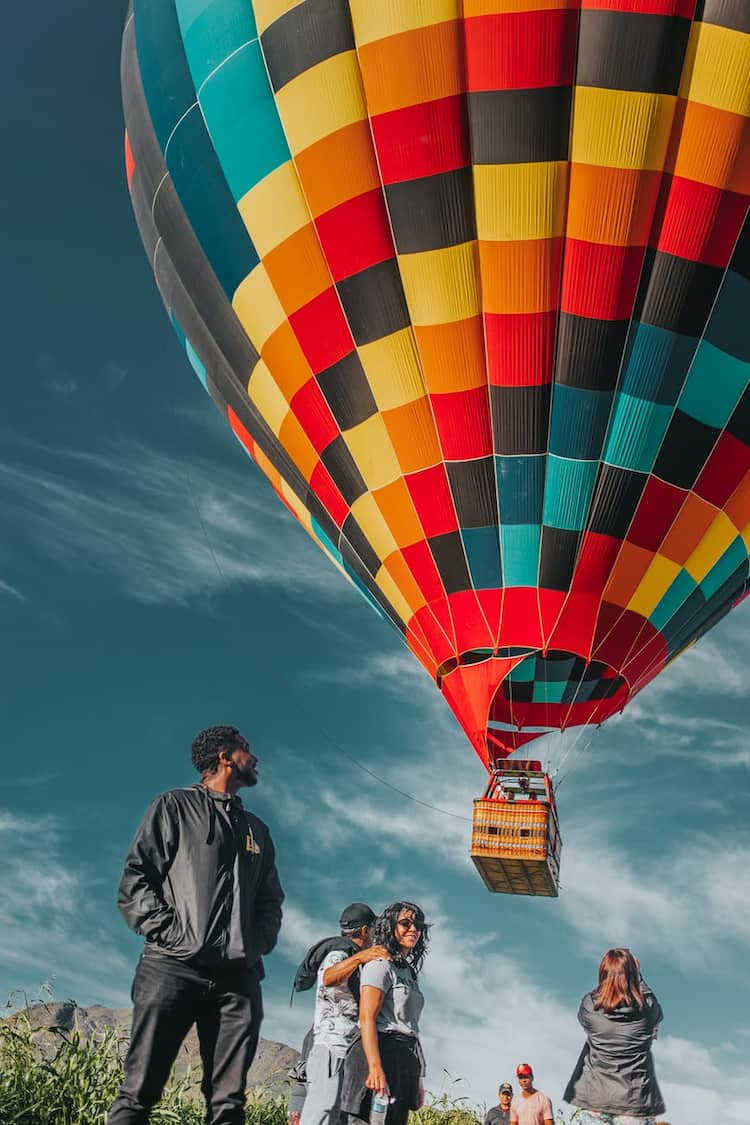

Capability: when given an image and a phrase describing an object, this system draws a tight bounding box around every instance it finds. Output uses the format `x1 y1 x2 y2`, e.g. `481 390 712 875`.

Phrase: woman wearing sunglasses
341 901 429 1125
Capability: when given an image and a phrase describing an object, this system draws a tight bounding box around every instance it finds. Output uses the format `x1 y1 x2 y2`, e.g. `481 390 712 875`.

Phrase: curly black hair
371 901 429 976
191 726 246 775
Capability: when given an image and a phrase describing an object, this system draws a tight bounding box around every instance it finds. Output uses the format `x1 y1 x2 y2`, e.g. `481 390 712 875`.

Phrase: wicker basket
470 797 561 897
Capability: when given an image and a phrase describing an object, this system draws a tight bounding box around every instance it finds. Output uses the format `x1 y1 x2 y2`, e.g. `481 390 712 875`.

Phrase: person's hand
359 945 391 963
287 1113 300 1125
417 1081 425 1108
366 1065 388 1097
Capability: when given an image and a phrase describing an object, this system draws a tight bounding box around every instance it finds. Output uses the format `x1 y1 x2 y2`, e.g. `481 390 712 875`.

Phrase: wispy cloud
631 608 749 704
0 436 351 606
0 578 24 601
3 771 62 788
265 900 750 1125
34 353 127 397
0 810 132 1007
103 360 127 391
45 377 80 396
559 822 750 967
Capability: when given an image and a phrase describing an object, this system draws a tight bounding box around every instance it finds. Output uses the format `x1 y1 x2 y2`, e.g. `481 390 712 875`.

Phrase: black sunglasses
396 917 425 932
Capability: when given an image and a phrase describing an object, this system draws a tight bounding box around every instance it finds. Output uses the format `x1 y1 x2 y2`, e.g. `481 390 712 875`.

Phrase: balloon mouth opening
437 649 629 764
486 649 628 758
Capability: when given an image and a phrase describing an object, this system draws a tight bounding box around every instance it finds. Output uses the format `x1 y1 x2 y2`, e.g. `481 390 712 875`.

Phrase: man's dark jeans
107 949 263 1125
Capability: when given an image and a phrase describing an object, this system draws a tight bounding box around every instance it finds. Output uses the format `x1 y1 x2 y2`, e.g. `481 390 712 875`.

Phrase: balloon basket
470 762 562 897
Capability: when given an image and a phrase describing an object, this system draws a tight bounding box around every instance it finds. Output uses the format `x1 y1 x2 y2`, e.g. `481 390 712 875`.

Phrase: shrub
0 1004 288 1125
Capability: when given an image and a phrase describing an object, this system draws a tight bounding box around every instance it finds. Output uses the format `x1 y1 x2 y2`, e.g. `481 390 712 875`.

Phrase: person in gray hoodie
107 725 284 1125
563 948 664 1125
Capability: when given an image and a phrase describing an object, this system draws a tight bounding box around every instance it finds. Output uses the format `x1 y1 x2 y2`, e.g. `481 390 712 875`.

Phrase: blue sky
2 5 749 1122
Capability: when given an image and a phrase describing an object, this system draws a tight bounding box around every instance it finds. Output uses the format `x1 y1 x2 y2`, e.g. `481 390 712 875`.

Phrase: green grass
0 1005 288 1125
0 1003 670 1125
0 1008 492 1124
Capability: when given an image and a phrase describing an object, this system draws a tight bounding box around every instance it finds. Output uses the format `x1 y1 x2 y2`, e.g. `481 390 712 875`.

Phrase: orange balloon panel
122 0 750 766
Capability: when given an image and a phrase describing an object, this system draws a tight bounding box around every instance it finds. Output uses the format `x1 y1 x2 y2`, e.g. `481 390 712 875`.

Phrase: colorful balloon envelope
122 1 749 769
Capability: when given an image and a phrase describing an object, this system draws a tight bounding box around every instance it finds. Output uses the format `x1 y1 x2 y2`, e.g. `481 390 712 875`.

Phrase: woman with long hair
340 901 429 1125
564 948 665 1125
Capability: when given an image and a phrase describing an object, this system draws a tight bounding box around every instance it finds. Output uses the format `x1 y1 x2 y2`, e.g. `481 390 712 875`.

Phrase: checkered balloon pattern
122 0 749 767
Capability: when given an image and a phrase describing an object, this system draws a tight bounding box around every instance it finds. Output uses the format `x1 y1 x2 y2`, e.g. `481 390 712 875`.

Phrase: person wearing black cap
484 1082 513 1125
297 904 389 1125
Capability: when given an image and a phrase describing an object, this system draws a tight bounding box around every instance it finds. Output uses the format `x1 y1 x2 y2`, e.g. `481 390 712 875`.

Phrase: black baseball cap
339 903 376 929
499 1083 513 1095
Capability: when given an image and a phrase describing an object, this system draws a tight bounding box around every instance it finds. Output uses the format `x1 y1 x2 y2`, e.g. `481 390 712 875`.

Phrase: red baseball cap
516 1063 534 1077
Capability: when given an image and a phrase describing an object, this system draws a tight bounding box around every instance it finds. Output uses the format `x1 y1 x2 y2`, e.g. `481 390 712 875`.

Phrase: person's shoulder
320 948 349 971
159 784 200 802
361 956 392 982
143 787 191 812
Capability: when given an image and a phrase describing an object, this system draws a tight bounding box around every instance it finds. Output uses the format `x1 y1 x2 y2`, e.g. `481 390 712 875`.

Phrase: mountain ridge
4 1001 300 1094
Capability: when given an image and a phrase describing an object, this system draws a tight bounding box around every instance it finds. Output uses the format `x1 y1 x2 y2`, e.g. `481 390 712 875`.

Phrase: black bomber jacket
117 784 284 971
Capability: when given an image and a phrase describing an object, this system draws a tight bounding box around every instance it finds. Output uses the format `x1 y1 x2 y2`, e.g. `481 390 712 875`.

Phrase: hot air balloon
121 0 750 895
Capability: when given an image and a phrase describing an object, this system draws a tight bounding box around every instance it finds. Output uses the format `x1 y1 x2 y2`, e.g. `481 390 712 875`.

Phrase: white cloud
45 377 80 395
308 649 432 694
631 605 750 704
267 905 750 1124
0 810 132 1007
103 360 127 391
3 771 62 788
558 825 750 966
275 900 329 966
0 438 351 606
269 715 481 881
0 578 24 601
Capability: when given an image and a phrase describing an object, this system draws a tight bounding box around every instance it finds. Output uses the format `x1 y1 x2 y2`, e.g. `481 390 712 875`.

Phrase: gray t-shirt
360 958 424 1037
312 949 360 1054
484 1108 510 1125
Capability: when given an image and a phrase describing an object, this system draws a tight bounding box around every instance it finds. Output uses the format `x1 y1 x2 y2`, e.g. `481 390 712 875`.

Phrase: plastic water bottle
369 1092 390 1124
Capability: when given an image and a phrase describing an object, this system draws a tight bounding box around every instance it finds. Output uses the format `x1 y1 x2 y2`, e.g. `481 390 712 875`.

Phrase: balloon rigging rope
553 725 597 790
553 696 610 789
313 724 473 823
185 467 226 584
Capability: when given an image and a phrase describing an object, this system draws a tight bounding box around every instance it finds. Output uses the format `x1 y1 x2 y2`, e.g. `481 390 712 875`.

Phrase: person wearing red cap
510 1064 553 1125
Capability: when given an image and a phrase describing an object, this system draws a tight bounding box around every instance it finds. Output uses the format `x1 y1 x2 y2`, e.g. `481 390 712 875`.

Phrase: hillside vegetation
0 1004 483 1124
1 1001 671 1125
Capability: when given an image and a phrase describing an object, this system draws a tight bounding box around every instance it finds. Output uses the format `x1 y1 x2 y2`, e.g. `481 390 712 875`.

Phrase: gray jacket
564 986 664 1116
118 784 283 971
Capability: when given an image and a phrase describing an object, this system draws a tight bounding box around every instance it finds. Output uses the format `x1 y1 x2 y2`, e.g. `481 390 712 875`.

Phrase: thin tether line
185 466 226 582
312 724 473 823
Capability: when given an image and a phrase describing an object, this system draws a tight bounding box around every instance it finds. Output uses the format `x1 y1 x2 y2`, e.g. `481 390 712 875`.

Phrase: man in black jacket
107 725 284 1125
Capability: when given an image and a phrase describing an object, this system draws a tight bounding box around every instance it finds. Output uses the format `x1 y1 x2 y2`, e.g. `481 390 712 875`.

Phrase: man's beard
239 765 258 786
